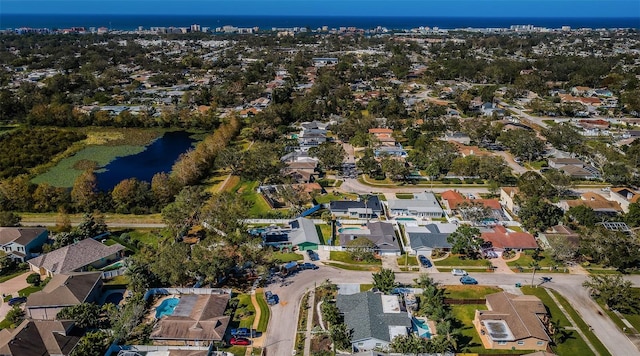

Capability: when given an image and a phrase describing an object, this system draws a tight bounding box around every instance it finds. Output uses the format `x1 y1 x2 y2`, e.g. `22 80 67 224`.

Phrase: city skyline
3 0 640 18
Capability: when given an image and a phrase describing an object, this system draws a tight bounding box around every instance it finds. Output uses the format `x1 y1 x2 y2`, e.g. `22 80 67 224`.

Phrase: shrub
26 273 41 286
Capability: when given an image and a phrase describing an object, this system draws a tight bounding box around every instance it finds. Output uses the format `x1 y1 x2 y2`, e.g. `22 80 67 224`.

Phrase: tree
309 142 346 171
380 155 411 181
498 129 545 162
372 268 396 294
71 169 97 212
543 169 573 197
579 228 640 272
518 197 563 232
151 172 179 209
566 205 598 227
434 319 461 352
408 140 459 177
75 212 108 240
151 242 192 287
70 330 111 356
161 186 209 237
0 211 21 227
517 171 555 199
602 163 631 186
457 201 492 226
329 323 352 351
390 333 432 353
321 301 341 327
111 178 151 213
447 225 482 258
26 273 41 286
583 275 637 313
345 237 376 262
625 203 640 227
5 306 24 327
57 303 106 329
542 123 584 154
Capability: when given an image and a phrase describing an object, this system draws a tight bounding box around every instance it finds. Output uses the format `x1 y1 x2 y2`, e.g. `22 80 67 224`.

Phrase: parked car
300 262 319 270
8 297 26 306
231 328 251 337
460 276 478 285
451 269 468 276
418 255 432 268
265 291 279 305
307 250 319 261
230 337 251 346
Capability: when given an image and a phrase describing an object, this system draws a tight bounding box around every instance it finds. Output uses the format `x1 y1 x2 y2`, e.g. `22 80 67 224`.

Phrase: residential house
547 158 585 169
336 292 412 352
0 319 81 356
28 238 125 277
26 272 103 320
546 158 599 179
538 225 580 251
474 292 551 351
441 190 502 217
150 293 231 346
480 102 505 117
284 160 318 183
0 227 48 262
480 225 538 252
297 123 328 150
369 128 396 146
339 222 401 255
500 187 521 214
330 196 383 219
609 187 640 213
374 145 408 158
387 192 444 218
443 131 471 145
405 223 458 255
261 218 321 251
558 192 622 215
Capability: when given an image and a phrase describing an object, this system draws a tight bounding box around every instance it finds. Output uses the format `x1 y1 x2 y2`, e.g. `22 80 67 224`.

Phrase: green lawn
314 193 359 204
434 254 492 267
397 254 419 266
316 223 333 245
520 286 604 356
271 252 303 263
507 250 562 270
444 285 503 299
232 180 274 217
324 262 381 272
596 288 640 334
330 251 381 265
360 283 374 292
104 275 129 286
395 193 415 199
18 285 44 297
124 228 164 248
235 294 257 329
255 292 270 333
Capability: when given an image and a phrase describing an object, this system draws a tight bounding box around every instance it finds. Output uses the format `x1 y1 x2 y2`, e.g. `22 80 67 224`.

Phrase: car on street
299 262 319 270
265 291 279 305
418 255 432 268
307 250 319 261
451 269 468 276
460 276 478 285
230 337 251 346
8 297 26 306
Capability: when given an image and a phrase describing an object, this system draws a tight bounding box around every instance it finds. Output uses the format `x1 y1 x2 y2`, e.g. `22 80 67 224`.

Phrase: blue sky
2 0 639 17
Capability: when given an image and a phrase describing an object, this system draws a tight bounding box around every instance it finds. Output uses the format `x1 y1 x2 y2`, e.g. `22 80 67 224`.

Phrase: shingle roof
388 192 444 214
481 226 537 250
339 222 400 252
406 224 458 250
330 196 383 213
150 294 230 342
26 272 102 308
336 292 411 343
28 239 124 275
478 292 550 342
0 320 80 356
288 218 320 246
0 227 47 246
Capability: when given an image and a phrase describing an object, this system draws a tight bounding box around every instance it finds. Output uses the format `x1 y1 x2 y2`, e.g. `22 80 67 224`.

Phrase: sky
2 0 640 17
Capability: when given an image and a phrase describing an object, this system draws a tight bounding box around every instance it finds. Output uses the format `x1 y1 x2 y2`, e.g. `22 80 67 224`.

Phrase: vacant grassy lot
434 254 491 267
507 250 562 270
231 180 275 217
271 252 303 263
444 285 502 299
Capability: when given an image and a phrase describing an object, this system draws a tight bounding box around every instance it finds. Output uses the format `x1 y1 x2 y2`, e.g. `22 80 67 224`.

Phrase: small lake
96 131 196 191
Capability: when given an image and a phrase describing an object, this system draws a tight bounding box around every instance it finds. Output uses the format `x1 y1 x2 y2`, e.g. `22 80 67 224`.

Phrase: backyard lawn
315 223 333 245
232 180 274 217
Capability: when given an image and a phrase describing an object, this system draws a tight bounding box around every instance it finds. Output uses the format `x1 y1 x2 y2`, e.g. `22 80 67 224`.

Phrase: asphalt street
263 265 640 356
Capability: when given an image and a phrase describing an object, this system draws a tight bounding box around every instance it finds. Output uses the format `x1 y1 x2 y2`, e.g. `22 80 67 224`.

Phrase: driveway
0 271 31 321
263 266 640 356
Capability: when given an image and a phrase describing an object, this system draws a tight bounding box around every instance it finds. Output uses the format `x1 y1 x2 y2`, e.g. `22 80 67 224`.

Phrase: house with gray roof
0 319 81 356
26 272 103 320
339 222 401 256
28 238 124 277
260 218 321 251
336 292 412 352
387 192 444 218
405 223 458 255
0 227 48 262
330 196 383 219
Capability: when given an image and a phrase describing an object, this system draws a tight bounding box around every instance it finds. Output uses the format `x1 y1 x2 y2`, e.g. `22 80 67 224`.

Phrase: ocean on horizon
1 14 639 31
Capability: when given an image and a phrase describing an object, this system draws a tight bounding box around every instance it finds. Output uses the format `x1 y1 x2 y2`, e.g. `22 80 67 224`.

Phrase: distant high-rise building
191 24 201 32
138 26 144 32
562 26 571 31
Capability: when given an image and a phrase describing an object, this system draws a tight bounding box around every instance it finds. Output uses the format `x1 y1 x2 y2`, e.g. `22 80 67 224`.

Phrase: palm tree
435 320 461 352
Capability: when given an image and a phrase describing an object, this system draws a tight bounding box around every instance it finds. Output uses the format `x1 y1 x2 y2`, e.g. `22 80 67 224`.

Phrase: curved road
264 265 640 356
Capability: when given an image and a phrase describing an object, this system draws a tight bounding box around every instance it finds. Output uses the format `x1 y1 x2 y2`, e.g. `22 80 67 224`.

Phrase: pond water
96 131 196 191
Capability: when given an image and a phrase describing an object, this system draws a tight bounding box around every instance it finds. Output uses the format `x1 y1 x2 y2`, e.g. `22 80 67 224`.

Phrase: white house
387 192 444 219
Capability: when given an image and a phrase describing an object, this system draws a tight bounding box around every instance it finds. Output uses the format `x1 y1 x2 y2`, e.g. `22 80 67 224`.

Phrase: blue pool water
413 317 432 338
155 298 180 319
338 227 362 233
396 218 416 221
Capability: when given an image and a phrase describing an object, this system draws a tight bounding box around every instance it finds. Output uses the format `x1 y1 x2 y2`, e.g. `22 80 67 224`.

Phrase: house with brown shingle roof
474 292 551 351
0 227 48 262
26 272 103 320
441 190 502 215
28 238 124 277
480 225 538 251
558 192 622 215
609 187 640 213
368 128 396 146
0 319 81 356
150 293 231 346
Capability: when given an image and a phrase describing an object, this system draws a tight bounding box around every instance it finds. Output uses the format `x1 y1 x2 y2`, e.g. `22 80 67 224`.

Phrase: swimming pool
155 298 179 319
396 218 416 221
338 227 363 233
412 317 432 338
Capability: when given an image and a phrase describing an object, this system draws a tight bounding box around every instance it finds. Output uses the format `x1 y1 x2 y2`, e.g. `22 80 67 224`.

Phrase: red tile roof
481 225 538 250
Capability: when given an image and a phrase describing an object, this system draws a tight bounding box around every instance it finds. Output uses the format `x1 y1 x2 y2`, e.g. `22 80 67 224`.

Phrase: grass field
231 180 275 217
315 223 333 245
235 294 257 329
397 254 419 266
507 250 561 270
444 285 502 299
271 252 303 263
255 291 270 332
434 254 492 267
330 251 381 265
314 192 359 204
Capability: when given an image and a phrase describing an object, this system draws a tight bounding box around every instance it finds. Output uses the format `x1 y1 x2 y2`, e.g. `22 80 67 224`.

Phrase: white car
451 269 468 276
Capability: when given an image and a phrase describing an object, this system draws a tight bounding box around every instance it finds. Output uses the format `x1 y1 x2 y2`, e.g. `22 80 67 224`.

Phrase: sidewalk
302 290 316 356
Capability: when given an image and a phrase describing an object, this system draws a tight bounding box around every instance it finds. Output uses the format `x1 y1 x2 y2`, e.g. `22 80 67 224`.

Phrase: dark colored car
460 276 478 285
307 250 319 261
230 337 251 346
8 297 26 306
300 262 319 270
231 328 251 337
418 255 432 268
265 291 278 305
